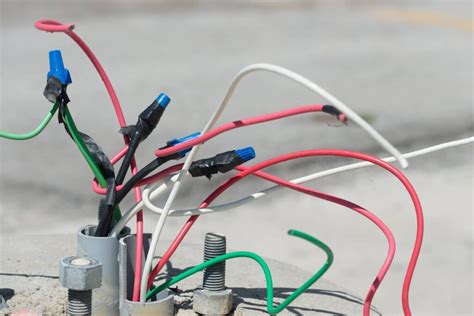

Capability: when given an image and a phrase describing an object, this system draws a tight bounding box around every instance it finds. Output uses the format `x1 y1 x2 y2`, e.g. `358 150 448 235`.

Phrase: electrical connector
120 93 171 143
115 93 171 185
44 50 72 103
47 50 72 85
136 93 170 141
156 93 171 109
163 132 201 158
189 146 256 179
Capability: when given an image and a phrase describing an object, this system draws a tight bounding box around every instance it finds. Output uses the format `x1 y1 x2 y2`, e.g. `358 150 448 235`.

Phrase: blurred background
0 0 472 315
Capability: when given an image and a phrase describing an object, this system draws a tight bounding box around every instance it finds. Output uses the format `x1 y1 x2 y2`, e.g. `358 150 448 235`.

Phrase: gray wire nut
193 288 233 315
59 256 102 291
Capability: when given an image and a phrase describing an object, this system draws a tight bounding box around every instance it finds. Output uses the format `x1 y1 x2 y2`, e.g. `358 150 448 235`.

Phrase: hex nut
193 289 233 315
59 256 102 291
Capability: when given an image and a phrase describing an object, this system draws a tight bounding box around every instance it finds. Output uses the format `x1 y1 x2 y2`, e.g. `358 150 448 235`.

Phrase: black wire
115 135 140 185
115 99 168 185
114 156 171 206
95 178 117 237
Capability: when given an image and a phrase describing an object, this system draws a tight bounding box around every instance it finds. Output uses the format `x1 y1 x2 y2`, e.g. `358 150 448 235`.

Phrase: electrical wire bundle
1 18 473 315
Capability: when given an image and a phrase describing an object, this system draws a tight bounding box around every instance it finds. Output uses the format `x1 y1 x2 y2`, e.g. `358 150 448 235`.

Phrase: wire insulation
95 104 333 195
152 150 422 315
110 136 470 234
144 151 397 315
62 107 108 187
35 19 145 301
144 136 473 217
140 62 407 300
146 229 333 315
139 103 334 300
0 103 59 140
196 63 408 167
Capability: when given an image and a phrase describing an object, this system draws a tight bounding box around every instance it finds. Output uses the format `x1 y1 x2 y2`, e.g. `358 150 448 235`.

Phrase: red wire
32 23 422 311
145 157 395 315
154 104 345 158
91 104 344 195
92 164 185 195
35 20 145 301
147 150 423 316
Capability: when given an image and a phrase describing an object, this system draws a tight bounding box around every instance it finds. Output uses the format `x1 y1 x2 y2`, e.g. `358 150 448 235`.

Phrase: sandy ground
0 0 472 315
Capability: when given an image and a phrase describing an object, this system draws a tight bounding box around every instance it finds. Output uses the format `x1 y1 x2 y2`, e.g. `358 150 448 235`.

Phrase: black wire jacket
115 98 169 185
114 156 174 206
95 179 117 237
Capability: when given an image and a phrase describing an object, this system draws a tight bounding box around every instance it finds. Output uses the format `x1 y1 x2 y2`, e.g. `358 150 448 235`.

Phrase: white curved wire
139 63 408 300
110 175 178 237
113 136 473 236
161 135 473 216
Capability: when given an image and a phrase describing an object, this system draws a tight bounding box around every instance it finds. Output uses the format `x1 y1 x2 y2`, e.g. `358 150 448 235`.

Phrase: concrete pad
0 234 374 315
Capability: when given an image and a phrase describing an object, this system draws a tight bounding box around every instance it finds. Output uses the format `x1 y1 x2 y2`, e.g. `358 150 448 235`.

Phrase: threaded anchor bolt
67 289 92 316
59 256 102 316
203 232 227 291
193 233 233 315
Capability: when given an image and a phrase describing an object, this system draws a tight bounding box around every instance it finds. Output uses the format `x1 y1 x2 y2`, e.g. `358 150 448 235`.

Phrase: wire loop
34 19 75 33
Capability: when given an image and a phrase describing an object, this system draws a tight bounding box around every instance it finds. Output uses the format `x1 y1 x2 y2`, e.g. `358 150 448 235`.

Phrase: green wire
62 106 122 221
62 106 107 185
0 103 59 140
146 229 333 314
0 100 122 221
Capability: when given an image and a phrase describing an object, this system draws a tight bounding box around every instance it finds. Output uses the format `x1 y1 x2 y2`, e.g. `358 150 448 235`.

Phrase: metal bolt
59 256 102 316
203 232 227 291
193 233 233 315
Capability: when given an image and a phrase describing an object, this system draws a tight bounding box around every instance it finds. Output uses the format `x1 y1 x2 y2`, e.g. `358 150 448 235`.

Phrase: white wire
113 136 472 225
138 63 408 300
109 175 177 237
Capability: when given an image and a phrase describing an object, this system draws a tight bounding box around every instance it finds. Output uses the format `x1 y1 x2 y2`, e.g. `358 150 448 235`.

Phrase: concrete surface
0 234 373 315
0 0 473 315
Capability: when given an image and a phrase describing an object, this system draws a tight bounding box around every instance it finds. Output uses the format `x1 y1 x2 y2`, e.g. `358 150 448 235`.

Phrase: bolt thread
67 290 92 316
203 233 226 291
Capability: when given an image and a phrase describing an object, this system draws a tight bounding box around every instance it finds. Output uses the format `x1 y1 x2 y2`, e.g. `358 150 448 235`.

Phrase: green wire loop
146 229 333 314
0 103 59 140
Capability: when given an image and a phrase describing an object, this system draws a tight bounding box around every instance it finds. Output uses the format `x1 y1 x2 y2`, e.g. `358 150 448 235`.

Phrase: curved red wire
34 22 422 312
92 164 184 195
154 104 345 158
147 173 395 315
90 104 343 195
35 19 145 301
147 150 423 316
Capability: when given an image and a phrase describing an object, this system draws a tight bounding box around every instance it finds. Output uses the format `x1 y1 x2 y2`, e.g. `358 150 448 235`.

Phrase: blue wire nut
156 93 171 108
235 147 256 162
47 50 72 85
166 132 202 157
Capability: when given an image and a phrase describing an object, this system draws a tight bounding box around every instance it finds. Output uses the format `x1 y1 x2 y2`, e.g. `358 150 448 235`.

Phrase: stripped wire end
322 105 347 124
